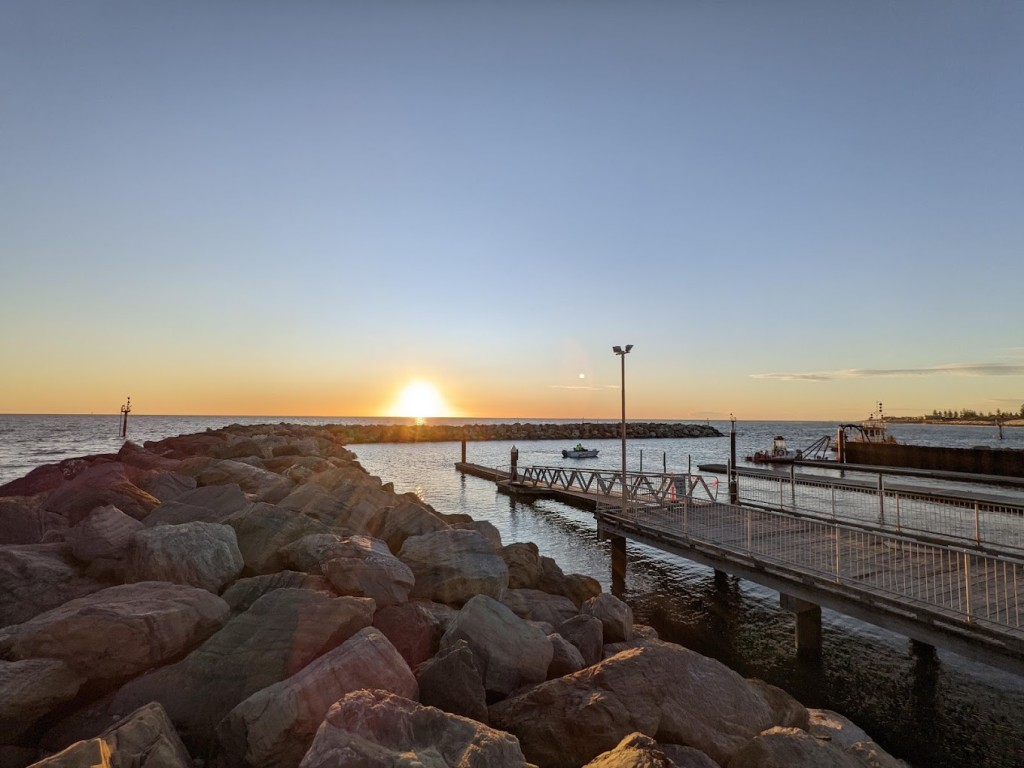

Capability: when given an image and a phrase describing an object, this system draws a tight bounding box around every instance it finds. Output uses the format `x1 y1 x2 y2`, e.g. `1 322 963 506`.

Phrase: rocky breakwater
0 423 905 768
326 421 723 444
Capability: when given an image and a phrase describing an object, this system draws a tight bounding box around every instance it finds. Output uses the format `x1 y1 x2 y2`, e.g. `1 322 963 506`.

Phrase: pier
457 460 1024 675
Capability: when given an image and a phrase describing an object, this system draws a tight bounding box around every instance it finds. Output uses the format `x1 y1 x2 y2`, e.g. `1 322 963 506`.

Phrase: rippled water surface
2 414 1023 766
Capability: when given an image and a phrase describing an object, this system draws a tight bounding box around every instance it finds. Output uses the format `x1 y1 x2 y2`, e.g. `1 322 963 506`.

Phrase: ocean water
1 414 1023 766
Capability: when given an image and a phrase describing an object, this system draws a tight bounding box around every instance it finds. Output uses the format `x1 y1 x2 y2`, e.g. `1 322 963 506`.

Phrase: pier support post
609 535 627 597
461 439 466 464
780 594 822 658
714 569 729 588
510 445 519 481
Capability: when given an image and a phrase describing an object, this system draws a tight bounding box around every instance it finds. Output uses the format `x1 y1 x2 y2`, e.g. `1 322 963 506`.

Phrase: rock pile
327 421 723 444
0 423 905 767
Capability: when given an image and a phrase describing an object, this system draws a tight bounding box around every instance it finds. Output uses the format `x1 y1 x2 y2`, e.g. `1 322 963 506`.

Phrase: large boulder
0 582 228 688
372 600 457 669
547 633 587 678
191 460 293 503
556 614 604 667
808 709 909 767
43 463 160 524
108 589 374 753
0 545 105 626
439 595 553 700
220 571 335 614
415 638 488 723
489 642 792 767
29 702 193 768
501 542 543 589
501 588 578 626
216 627 417 768
538 556 601 606
134 472 198 503
65 505 143 563
368 496 449 554
298 689 530 768
0 496 53 544
581 592 634 643
126 522 244 593
225 502 333 575
727 726 865 768
0 659 84 744
322 535 415 608
399 529 508 606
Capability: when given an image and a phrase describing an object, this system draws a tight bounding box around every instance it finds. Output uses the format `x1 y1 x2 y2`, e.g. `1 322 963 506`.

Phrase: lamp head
612 346 622 354
625 344 633 353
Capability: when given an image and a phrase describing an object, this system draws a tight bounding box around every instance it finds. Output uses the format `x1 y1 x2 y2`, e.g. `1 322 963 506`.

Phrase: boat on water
562 444 599 458
836 402 898 452
746 435 802 464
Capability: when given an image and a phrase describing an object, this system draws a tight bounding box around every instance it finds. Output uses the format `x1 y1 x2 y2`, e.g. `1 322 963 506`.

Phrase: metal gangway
506 463 1024 673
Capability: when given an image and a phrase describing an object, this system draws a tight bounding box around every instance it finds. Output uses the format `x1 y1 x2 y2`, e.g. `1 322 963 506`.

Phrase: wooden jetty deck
458 461 1024 675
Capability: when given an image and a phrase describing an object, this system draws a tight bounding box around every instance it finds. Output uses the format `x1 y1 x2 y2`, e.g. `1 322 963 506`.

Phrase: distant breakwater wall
320 422 723 444
846 441 1024 478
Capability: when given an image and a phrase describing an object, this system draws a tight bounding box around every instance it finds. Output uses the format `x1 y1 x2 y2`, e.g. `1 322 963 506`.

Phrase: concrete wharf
456 460 1024 676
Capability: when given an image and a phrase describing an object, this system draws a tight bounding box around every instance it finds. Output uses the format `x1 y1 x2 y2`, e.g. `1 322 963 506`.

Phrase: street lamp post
612 345 633 515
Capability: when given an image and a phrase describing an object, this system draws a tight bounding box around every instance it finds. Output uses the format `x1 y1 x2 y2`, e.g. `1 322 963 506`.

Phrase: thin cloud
751 363 1024 382
550 384 617 391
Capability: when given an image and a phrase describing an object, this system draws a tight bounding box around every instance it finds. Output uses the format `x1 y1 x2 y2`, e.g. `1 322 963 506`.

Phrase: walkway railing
598 498 1024 640
733 469 1024 554
505 465 720 505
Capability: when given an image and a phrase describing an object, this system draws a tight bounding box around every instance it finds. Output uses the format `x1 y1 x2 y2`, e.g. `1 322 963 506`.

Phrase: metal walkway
469 463 1024 675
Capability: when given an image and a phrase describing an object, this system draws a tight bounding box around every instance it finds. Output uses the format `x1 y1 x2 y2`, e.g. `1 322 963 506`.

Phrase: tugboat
746 435 802 464
562 443 599 458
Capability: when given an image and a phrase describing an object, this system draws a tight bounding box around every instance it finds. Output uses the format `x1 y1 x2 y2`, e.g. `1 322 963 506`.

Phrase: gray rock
372 600 457 669
191 460 293 503
556 614 604 667
0 659 83 744
217 627 417 768
127 522 243 593
0 544 105 626
322 537 415 608
581 592 634 643
547 632 586 679
225 502 333 575
399 529 509 606
581 732 675 767
501 588 578 626
501 542 542 589
0 582 228 688
368 497 450 554
65 505 143 563
415 638 488 723
727 726 865 768
221 571 335 614
439 594 552 700
108 589 374 754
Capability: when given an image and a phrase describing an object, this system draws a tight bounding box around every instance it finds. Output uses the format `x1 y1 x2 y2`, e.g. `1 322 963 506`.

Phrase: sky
2 1 1022 422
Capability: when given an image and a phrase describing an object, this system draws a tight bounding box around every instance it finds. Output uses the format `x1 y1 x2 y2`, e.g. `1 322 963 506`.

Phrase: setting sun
389 380 450 419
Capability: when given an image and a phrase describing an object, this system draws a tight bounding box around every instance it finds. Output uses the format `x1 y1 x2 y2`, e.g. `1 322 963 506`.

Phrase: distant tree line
924 405 1024 421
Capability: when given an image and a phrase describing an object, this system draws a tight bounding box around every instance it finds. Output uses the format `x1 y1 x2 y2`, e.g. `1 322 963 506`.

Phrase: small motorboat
562 444 599 458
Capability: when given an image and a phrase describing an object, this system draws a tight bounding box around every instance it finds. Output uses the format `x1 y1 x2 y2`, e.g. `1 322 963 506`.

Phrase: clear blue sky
2 1 1022 420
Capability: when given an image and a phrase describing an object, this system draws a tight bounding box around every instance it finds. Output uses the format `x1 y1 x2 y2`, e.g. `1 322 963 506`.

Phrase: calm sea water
2 414 1023 766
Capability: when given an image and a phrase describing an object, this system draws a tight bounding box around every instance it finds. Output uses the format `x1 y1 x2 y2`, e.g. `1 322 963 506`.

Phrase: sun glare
391 380 448 419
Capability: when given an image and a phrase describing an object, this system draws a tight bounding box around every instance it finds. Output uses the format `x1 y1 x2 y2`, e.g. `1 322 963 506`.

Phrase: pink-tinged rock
439 594 552 700
372 600 457 669
65 505 143 563
216 627 417 768
28 702 193 768
42 463 160 525
488 642 789 767
277 469 391 534
298 689 530 768
322 536 414 608
399 529 508 606
581 732 676 768
808 709 908 767
0 659 84 744
0 582 228 687
117 440 186 473
501 588 578 626
658 744 721 768
581 592 634 643
109 589 374 754
135 472 198 503
749 678 809 730
225 502 334 575
126 522 243 593
448 519 502 551
0 545 105 627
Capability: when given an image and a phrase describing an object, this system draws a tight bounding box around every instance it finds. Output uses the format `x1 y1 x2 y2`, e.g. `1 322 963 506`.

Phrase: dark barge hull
844 442 1024 479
